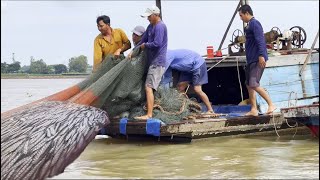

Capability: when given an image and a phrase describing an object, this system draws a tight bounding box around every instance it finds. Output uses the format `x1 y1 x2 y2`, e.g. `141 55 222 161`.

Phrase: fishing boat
100 0 319 142
280 103 319 138
2 0 318 143
2 2 317 179
103 48 318 142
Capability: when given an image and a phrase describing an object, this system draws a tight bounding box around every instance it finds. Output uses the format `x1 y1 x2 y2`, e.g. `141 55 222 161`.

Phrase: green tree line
1 55 92 74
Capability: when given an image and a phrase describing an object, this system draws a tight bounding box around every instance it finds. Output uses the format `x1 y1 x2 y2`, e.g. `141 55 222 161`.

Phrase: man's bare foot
134 115 152 120
201 110 216 115
245 110 259 116
266 105 277 115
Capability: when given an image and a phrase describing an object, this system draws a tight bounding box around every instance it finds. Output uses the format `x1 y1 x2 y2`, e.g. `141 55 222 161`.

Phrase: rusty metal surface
281 104 319 118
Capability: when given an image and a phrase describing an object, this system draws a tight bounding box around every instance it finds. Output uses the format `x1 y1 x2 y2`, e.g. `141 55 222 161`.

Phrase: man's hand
140 43 145 50
258 56 266 68
128 51 133 60
114 48 121 58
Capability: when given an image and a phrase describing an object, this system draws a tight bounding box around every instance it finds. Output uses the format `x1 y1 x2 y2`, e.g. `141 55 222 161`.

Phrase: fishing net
73 47 202 123
0 46 203 180
126 88 202 123
1 101 108 180
0 45 207 180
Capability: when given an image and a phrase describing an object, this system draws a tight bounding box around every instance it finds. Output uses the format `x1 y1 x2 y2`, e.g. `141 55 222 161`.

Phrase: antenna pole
156 0 162 19
218 1 241 50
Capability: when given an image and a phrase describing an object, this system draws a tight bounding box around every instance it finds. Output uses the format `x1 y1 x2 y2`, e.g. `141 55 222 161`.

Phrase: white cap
131 26 146 36
141 5 160 17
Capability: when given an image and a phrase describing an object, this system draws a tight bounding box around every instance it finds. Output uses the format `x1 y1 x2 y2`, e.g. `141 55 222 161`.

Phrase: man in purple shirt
239 5 276 116
129 5 168 120
161 49 215 114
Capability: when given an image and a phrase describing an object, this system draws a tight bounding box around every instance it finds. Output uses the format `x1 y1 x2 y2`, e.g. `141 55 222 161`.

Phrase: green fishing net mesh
78 48 202 123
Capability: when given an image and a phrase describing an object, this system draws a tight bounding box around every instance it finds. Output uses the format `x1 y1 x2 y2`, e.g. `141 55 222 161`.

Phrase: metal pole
299 30 319 76
241 0 249 34
156 0 162 19
218 1 241 50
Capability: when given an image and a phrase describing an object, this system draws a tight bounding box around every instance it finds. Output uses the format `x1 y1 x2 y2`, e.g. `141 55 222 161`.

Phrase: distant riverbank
1 73 89 79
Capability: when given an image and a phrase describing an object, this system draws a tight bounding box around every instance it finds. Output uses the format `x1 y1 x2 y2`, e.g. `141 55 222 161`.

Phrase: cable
185 55 229 94
272 112 281 137
236 57 244 101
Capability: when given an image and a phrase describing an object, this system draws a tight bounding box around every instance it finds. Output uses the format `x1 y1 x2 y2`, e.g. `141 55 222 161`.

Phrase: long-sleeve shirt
166 49 204 72
137 21 168 67
245 17 268 64
161 49 205 84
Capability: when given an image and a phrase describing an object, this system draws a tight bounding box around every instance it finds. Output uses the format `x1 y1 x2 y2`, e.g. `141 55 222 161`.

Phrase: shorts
145 65 165 90
245 61 265 88
178 62 208 86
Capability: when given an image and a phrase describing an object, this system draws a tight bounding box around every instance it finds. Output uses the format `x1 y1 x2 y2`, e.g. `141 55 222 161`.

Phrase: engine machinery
228 26 307 56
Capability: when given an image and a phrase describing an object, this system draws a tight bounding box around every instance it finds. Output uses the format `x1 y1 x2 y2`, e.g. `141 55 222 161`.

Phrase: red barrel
207 46 214 58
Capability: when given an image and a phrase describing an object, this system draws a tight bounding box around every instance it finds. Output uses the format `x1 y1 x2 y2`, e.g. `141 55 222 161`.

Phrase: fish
1 101 109 180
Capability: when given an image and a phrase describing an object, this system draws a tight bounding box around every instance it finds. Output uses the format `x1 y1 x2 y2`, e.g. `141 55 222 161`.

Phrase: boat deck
102 113 305 142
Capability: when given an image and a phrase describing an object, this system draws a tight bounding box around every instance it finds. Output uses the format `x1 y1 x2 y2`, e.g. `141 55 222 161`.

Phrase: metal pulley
290 26 307 48
265 27 282 43
231 29 245 44
228 29 245 56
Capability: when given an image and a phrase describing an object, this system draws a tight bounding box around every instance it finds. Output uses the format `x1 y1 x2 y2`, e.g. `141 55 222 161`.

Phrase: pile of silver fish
1 101 109 180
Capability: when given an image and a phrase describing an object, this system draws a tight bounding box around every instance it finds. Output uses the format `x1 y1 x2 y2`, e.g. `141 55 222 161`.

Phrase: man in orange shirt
93 15 131 70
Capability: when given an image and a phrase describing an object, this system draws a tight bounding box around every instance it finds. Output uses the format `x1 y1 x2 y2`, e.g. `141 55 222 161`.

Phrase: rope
236 57 244 101
264 88 281 137
184 55 244 114
285 118 298 128
272 91 300 138
286 91 299 137
184 85 190 94
153 99 187 115
142 90 201 116
288 91 298 108
272 111 281 137
207 56 229 72
291 125 298 138
185 56 229 94
269 89 301 138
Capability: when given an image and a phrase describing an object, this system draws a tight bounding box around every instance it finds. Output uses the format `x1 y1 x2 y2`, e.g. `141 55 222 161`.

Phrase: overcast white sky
1 0 319 66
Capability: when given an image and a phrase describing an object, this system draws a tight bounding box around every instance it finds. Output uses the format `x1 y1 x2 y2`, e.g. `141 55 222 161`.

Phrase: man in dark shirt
129 5 168 120
238 5 276 116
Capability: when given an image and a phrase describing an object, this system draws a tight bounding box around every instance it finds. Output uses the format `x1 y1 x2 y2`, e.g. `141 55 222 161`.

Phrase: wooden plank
225 115 270 126
190 114 287 137
105 113 303 140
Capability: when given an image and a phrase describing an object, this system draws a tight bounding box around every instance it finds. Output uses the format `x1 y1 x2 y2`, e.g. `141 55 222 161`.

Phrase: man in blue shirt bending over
238 5 276 116
129 5 168 120
161 49 215 114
